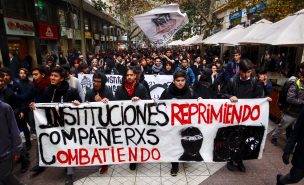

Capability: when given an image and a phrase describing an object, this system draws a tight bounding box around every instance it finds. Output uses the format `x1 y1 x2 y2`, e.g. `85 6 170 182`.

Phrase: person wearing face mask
159 70 193 176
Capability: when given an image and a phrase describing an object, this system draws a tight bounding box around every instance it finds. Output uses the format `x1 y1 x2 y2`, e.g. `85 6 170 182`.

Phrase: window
58 9 66 27
71 13 79 29
84 18 90 31
5 0 27 18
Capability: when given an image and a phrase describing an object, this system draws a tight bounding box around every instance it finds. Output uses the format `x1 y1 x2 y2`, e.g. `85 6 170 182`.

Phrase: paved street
13 120 304 185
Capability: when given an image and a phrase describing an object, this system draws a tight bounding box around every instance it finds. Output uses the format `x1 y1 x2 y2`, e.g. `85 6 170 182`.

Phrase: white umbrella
191 34 204 45
168 39 183 46
202 29 228 45
238 19 273 45
182 35 200 45
218 25 244 45
240 9 304 45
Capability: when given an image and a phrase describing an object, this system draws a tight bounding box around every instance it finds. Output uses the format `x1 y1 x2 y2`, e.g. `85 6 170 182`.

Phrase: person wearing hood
159 70 193 176
193 70 217 99
160 61 174 75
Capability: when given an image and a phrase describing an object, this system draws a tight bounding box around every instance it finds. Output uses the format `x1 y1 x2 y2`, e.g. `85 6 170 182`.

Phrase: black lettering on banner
112 128 123 144
124 128 137 145
148 103 157 126
109 105 121 126
97 128 111 146
135 128 146 145
63 108 76 126
76 108 80 125
136 104 147 125
39 133 55 165
89 128 98 145
147 129 159 145
91 108 95 126
50 131 61 145
156 103 169 126
98 107 109 127
124 105 136 126
61 128 77 144
78 128 89 145
84 109 88 125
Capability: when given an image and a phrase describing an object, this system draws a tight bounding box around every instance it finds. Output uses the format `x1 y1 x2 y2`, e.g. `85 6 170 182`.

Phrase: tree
227 0 304 22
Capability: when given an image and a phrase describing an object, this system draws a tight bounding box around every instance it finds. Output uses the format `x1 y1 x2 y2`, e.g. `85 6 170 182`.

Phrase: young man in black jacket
30 67 81 185
277 107 304 185
115 66 150 171
159 70 193 176
223 59 270 173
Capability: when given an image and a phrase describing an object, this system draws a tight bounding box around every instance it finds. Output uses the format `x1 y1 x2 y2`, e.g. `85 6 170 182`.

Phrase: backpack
278 78 297 111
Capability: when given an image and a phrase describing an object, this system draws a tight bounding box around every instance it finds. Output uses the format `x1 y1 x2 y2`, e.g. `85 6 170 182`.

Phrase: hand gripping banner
133 4 188 47
34 99 269 167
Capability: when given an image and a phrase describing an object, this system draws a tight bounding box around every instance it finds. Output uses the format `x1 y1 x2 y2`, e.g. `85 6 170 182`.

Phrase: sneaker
65 175 73 185
170 165 179 176
277 174 283 185
129 163 137 171
236 161 246 172
99 165 108 174
30 165 45 174
226 161 237 171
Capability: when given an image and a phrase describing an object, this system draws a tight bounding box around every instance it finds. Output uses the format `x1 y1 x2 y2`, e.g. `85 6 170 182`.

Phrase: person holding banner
159 70 193 176
30 66 82 185
85 71 114 174
223 59 269 173
115 66 150 171
174 59 195 87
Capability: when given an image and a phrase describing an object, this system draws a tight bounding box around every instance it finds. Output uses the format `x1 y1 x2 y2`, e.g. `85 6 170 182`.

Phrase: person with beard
30 67 81 185
193 70 217 99
159 70 193 176
151 57 163 74
85 72 114 174
115 66 150 171
160 61 174 75
222 59 271 173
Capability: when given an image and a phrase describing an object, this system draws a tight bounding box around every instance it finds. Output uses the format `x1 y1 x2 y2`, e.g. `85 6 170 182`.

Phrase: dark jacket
85 86 114 102
42 81 81 103
15 79 35 113
159 82 193 100
193 81 217 99
0 87 16 109
0 101 22 161
284 107 304 169
222 74 263 99
224 60 239 81
9 56 20 78
286 79 304 116
115 82 150 100
138 73 151 99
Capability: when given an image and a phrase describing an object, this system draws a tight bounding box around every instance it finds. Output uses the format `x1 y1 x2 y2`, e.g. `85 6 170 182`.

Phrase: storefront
38 22 59 61
4 16 37 66
74 29 82 50
85 31 93 52
60 27 74 56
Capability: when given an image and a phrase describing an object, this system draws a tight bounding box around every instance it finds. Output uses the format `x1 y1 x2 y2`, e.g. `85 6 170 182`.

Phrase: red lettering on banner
79 148 90 165
92 148 103 164
117 147 125 162
129 147 138 162
141 148 151 162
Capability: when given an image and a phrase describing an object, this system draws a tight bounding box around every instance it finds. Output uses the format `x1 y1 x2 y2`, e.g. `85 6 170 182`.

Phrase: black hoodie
43 81 81 103
159 82 193 100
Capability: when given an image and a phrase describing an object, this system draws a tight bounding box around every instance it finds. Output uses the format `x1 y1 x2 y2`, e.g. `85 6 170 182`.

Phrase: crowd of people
0 47 304 185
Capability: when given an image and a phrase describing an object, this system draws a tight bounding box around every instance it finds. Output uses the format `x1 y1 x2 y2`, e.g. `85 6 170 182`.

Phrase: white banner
133 4 188 47
34 99 269 167
78 74 172 99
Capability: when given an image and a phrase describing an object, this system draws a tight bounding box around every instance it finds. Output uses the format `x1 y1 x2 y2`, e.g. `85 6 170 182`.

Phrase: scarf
33 77 50 92
125 81 136 97
152 64 163 73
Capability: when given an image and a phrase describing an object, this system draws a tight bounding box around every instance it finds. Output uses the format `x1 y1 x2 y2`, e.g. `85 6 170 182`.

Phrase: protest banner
78 74 172 99
34 98 269 167
133 4 188 47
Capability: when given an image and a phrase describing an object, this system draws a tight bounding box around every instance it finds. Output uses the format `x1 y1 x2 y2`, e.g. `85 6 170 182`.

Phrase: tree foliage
227 0 304 22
